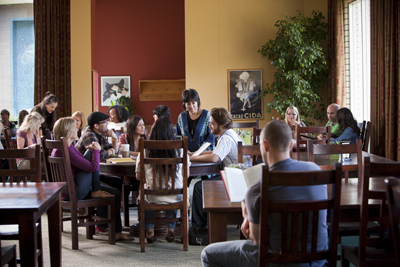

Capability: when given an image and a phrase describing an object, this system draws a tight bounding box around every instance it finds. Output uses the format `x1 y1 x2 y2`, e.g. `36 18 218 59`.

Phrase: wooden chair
112 127 124 139
362 121 371 152
386 177 400 267
252 126 261 146
2 127 16 150
238 141 261 166
42 137 116 250
341 157 399 266
138 136 188 252
0 236 17 267
258 163 342 267
0 145 43 266
307 139 362 183
232 120 259 129
359 121 366 143
296 126 330 160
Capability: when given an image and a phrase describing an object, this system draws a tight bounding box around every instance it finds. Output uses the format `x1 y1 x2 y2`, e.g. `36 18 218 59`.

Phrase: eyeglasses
96 121 108 125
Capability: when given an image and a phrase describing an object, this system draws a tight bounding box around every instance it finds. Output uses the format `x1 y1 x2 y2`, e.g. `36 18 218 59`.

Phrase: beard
211 125 222 135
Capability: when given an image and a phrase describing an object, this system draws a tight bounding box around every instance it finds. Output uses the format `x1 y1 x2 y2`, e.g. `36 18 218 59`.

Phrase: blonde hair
53 117 77 145
71 111 86 130
18 112 44 134
284 106 302 138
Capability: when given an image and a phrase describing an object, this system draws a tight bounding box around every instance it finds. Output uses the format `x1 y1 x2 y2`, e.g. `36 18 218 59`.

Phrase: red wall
92 0 185 124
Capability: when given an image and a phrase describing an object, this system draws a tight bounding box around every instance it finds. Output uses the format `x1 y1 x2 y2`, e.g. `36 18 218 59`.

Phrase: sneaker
95 226 108 235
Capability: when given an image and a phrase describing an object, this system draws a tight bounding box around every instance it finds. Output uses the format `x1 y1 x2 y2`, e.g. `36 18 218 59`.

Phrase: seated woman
1 109 16 130
52 117 133 241
16 112 44 169
319 107 360 144
71 111 86 138
136 116 190 244
18 109 29 128
150 105 170 134
284 106 305 139
176 89 214 153
119 115 148 157
107 105 130 131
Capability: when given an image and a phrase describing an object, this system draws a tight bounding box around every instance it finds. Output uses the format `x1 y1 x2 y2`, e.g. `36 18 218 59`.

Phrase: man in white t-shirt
189 107 250 231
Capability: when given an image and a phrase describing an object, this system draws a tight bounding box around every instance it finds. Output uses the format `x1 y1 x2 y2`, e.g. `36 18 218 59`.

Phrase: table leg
208 212 227 244
18 213 37 267
48 194 61 267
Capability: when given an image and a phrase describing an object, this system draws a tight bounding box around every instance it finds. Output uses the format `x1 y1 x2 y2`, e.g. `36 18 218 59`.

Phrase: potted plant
112 96 135 116
258 10 328 125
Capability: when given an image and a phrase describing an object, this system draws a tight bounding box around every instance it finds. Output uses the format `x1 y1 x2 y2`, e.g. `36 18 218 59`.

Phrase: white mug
121 144 130 157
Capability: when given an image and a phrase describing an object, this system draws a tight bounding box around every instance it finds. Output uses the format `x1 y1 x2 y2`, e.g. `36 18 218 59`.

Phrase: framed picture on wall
100 76 131 106
92 69 99 111
228 69 263 120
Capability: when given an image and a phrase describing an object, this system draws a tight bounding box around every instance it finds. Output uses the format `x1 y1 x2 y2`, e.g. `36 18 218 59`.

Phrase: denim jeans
145 210 177 230
74 149 101 200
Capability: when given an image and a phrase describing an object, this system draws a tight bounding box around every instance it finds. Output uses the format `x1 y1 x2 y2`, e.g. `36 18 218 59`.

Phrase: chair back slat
362 121 371 152
0 144 41 183
386 177 400 267
3 127 16 149
296 126 331 160
258 163 342 266
232 120 259 129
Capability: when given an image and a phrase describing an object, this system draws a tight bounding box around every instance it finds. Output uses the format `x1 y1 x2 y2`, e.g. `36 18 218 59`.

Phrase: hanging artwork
228 69 263 120
100 76 131 106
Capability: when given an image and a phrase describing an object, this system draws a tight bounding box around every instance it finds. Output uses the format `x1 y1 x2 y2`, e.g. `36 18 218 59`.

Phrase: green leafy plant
234 128 252 139
258 10 328 125
111 96 135 116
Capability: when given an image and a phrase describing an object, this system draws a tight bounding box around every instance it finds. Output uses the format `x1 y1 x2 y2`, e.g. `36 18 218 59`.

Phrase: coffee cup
121 144 130 157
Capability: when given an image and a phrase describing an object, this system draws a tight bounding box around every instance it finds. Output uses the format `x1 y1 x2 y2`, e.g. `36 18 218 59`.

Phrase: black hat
87 112 109 127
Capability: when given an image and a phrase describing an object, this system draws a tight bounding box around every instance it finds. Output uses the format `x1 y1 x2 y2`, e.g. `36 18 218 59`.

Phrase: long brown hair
126 115 146 152
34 91 58 131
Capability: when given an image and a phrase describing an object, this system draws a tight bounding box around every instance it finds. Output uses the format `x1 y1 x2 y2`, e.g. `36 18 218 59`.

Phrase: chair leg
37 218 44 267
86 207 94 239
139 204 145 252
340 246 350 267
182 208 188 251
71 208 79 250
108 202 116 245
123 184 130 227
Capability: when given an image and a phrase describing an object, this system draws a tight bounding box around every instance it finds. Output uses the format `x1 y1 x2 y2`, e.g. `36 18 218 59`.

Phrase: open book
106 157 135 164
220 164 263 202
192 142 211 156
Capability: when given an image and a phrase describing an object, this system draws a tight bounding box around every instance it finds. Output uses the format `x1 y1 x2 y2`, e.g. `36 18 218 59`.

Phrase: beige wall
185 0 327 128
70 0 92 118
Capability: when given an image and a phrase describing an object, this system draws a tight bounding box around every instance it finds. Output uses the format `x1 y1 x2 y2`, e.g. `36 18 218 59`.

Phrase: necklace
187 112 200 137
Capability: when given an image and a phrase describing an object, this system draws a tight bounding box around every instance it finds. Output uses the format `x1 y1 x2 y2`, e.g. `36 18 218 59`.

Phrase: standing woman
136 117 191 243
31 92 58 136
16 112 44 169
119 115 148 157
319 107 360 144
107 105 130 131
176 89 214 152
71 111 86 138
284 106 305 139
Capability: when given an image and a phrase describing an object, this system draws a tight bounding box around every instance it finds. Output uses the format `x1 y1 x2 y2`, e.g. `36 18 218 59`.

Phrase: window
344 0 371 123
0 2 34 120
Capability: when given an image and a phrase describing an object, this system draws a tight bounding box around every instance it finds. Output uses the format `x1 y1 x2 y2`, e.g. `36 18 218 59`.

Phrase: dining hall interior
1 0 400 266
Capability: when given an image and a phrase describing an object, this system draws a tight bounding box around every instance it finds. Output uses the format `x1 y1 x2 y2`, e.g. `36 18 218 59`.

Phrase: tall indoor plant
259 11 328 125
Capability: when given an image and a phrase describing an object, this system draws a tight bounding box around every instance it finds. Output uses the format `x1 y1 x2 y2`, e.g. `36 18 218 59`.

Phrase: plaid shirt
75 127 112 161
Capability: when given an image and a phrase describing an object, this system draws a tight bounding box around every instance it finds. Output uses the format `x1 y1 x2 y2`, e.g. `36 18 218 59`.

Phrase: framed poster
92 69 99 111
100 76 131 106
228 69 263 120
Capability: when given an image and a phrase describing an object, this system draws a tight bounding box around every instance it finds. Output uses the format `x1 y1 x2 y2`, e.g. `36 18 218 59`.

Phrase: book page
243 164 263 189
192 142 211 156
224 167 247 202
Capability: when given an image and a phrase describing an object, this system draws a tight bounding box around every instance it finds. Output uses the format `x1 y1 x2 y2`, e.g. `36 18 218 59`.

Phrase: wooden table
203 152 396 244
0 182 66 267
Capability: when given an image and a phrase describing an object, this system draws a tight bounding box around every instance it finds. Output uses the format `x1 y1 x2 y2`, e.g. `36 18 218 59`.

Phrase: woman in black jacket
31 91 58 136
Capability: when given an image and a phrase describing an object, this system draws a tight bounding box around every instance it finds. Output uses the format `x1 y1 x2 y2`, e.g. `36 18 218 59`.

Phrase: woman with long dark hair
119 115 148 157
176 89 214 152
320 107 360 144
135 116 190 244
31 92 58 136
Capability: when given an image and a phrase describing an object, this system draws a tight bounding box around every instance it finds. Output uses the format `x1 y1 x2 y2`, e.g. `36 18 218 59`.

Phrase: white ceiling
0 0 33 5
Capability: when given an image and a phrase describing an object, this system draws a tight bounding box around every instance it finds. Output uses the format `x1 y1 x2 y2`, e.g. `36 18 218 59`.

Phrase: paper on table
192 142 211 156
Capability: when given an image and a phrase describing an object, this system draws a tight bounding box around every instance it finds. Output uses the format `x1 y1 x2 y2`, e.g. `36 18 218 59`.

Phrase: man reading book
189 107 251 233
201 120 328 267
